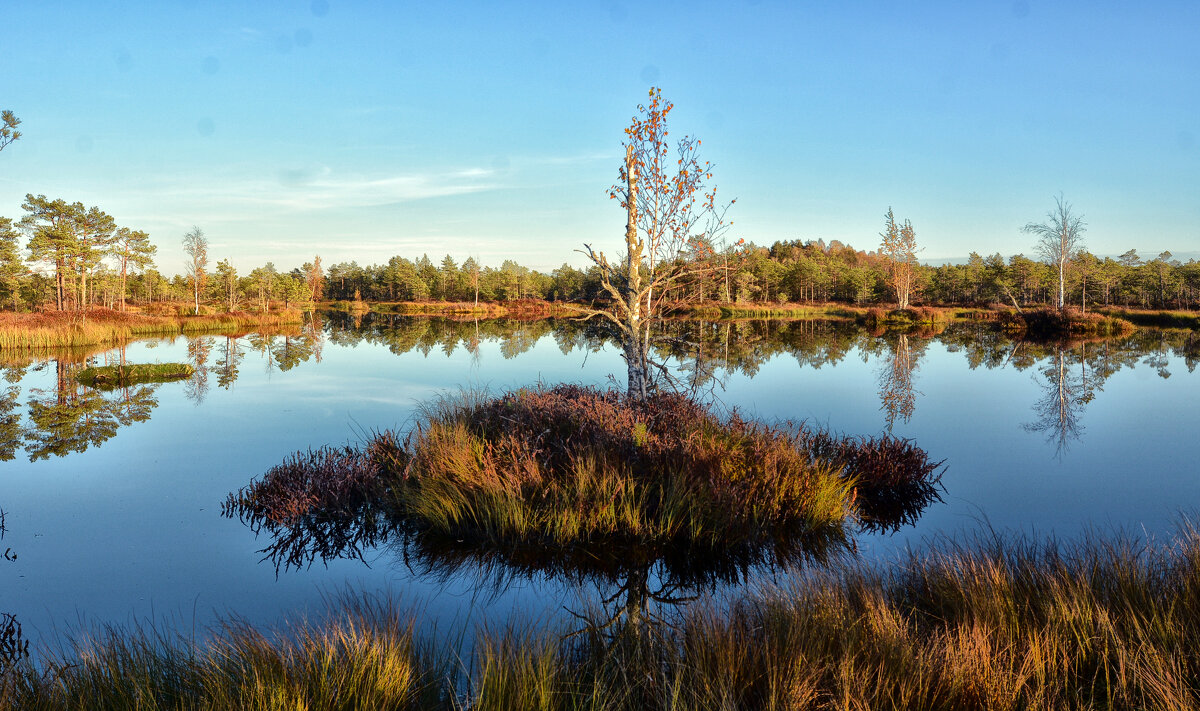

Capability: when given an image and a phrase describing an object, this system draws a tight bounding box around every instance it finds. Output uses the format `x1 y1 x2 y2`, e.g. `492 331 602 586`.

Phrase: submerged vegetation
75 363 193 388
6 526 1200 709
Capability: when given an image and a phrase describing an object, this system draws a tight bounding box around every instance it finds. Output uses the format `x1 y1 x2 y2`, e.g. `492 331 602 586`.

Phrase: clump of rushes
226 385 942 566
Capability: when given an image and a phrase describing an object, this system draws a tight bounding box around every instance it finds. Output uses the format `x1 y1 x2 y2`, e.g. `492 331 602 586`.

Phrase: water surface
2 315 1198 653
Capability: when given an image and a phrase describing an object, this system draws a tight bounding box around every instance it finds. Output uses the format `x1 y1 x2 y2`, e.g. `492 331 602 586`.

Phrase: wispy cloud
136 165 501 216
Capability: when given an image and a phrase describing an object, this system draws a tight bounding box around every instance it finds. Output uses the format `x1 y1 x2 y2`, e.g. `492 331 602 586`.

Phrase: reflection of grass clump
75 363 194 388
226 385 941 559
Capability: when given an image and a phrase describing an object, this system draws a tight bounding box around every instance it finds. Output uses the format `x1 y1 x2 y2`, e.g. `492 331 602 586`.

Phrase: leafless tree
579 88 734 398
1023 194 1086 310
880 207 920 309
182 226 209 314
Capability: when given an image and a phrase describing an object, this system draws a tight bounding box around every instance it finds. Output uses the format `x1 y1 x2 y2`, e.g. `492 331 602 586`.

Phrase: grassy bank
1000 308 1136 338
0 308 306 349
363 299 582 319
1098 307 1200 330
6 525 1200 709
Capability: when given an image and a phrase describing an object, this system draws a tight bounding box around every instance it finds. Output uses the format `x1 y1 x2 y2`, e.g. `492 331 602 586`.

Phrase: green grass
75 363 194 388
6 526 1200 709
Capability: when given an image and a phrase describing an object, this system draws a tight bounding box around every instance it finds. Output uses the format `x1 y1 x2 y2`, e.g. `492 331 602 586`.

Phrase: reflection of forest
3 314 1198 460
325 316 1200 447
944 325 1200 455
0 317 325 460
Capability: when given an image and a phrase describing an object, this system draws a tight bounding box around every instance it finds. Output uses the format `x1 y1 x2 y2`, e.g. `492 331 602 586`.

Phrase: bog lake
2 313 1199 655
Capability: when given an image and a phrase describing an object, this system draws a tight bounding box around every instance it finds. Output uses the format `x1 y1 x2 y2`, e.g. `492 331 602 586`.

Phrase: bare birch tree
879 207 919 309
182 226 208 314
1023 195 1085 310
580 88 734 398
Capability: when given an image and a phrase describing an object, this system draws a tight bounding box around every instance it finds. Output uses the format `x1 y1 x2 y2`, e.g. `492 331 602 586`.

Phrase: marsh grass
75 362 194 388
227 385 941 569
459 524 1200 710
0 308 305 349
1098 307 1200 330
1001 308 1136 338
1 595 452 710
7 526 1200 709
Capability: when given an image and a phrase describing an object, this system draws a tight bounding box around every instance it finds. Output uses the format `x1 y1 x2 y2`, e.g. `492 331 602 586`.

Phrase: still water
2 314 1199 653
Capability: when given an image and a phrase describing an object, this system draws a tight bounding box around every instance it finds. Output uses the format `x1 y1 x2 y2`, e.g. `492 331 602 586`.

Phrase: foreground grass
0 308 305 349
6 526 1200 710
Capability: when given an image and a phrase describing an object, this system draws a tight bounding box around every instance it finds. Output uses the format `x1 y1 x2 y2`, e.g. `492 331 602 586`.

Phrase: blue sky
1 1 1197 275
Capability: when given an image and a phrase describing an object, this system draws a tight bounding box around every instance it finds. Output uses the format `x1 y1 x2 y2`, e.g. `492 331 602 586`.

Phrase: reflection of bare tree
877 333 923 432
212 336 244 390
184 337 212 404
1023 343 1096 458
303 312 325 364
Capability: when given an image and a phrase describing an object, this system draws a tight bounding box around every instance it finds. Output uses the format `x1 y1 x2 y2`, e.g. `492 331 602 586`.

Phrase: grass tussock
0 308 305 349
75 363 194 388
1001 308 1136 338
7 526 1200 709
227 385 941 565
0 595 451 710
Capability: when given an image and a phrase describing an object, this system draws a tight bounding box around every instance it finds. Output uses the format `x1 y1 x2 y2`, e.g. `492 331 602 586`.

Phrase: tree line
2 193 1199 313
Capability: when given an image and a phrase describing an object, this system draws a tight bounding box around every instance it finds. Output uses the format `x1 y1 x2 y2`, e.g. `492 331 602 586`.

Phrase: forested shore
2 196 1200 318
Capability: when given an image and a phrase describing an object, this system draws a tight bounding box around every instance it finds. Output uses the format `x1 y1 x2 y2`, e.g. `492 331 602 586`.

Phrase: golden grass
7 526 1200 709
0 308 305 349
1098 307 1200 330
225 386 942 575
